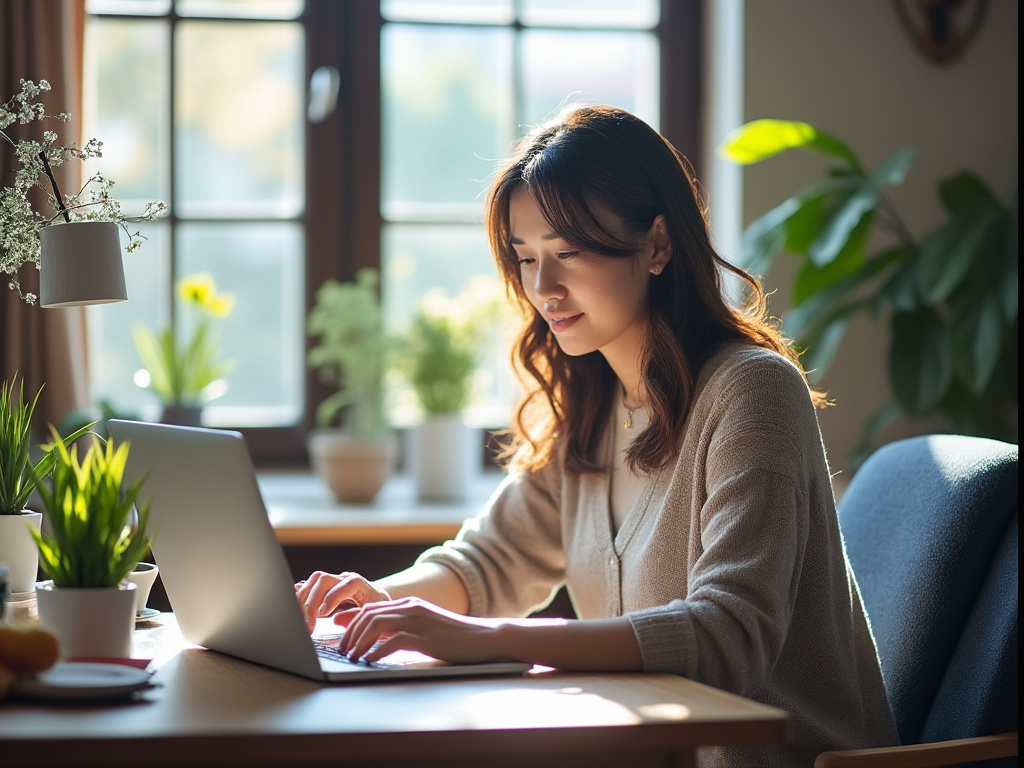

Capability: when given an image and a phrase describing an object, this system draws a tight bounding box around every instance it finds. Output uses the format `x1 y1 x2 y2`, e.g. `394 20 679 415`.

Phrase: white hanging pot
36 581 137 658
413 415 476 503
39 220 127 307
0 511 42 594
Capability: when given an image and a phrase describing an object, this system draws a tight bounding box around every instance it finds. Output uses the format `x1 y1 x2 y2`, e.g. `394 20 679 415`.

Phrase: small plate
135 607 161 623
12 662 154 701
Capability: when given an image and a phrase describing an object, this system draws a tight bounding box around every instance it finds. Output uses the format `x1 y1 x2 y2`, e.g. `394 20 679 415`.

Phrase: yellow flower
205 293 235 318
178 273 216 309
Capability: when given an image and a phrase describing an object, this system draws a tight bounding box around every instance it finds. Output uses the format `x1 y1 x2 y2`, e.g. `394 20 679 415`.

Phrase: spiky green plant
1 378 92 515
30 429 152 588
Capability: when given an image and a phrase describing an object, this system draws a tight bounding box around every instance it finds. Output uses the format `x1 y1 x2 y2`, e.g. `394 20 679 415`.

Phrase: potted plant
719 119 1018 460
0 379 91 596
1 78 165 306
133 271 236 426
30 429 152 658
307 268 397 503
399 278 504 501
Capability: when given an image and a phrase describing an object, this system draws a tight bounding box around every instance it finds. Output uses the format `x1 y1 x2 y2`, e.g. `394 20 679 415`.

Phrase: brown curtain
1 0 89 429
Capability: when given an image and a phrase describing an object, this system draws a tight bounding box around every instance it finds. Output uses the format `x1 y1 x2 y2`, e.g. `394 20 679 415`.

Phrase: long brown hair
487 105 823 474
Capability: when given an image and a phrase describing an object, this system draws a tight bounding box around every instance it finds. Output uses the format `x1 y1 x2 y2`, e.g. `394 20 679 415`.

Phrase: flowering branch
1 78 166 304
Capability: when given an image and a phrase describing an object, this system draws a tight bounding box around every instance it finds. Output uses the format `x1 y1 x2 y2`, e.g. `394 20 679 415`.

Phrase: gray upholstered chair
815 434 1018 767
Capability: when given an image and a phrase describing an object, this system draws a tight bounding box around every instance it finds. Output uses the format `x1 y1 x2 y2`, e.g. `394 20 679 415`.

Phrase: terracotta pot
308 432 398 504
36 581 137 658
0 511 43 594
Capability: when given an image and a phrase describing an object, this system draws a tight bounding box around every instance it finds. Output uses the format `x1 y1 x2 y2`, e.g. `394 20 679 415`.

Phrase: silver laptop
107 419 531 683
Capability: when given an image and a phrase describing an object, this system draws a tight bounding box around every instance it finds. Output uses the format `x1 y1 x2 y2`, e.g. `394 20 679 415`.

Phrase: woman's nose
532 260 566 302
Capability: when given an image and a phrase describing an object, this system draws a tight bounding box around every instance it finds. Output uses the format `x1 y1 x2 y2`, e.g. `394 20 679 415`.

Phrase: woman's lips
549 313 582 332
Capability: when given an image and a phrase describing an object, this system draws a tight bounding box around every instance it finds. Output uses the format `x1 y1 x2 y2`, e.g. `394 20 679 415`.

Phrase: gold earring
651 266 661 276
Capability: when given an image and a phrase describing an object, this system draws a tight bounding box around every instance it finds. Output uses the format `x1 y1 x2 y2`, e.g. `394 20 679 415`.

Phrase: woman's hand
294 571 391 633
336 597 506 665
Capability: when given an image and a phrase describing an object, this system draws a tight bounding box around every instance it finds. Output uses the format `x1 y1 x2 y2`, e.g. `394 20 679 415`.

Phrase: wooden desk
260 470 504 546
0 615 790 768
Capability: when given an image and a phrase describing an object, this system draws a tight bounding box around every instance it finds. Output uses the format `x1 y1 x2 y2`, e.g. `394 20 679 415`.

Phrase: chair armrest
814 732 1018 768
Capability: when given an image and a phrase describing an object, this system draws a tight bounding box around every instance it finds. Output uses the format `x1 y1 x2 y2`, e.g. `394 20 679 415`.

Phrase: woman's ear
647 214 672 276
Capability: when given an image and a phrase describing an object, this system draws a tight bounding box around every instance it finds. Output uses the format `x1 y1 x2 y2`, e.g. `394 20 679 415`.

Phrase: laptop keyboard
312 636 390 669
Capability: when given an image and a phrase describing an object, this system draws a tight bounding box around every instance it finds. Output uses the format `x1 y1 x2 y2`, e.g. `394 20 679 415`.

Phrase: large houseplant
133 271 235 425
0 379 91 595
31 429 152 658
1 78 165 304
399 279 504 501
719 119 1018 457
306 268 396 503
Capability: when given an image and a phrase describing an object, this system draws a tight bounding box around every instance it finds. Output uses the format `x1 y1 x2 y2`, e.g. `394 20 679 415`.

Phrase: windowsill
258 469 505 547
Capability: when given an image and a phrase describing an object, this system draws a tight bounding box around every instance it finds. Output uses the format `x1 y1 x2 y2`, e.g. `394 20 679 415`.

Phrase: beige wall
736 0 1018 472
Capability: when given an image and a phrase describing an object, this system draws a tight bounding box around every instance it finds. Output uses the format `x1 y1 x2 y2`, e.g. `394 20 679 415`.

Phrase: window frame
84 0 701 465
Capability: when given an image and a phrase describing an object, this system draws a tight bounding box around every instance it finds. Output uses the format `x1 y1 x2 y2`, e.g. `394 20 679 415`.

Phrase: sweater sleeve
415 461 567 618
627 350 825 695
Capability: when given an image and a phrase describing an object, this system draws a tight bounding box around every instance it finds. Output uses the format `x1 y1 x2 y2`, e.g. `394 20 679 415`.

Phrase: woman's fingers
295 571 364 632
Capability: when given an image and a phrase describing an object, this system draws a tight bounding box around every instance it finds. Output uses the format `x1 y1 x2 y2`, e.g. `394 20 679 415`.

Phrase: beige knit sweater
418 343 899 766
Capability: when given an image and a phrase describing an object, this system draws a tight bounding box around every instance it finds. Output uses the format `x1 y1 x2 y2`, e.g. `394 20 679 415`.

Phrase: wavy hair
487 105 824 474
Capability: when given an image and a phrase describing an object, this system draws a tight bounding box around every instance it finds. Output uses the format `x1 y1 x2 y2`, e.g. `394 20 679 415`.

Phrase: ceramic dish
12 662 154 701
135 607 161 623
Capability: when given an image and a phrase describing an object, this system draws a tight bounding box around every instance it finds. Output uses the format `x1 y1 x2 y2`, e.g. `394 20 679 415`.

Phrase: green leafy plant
133 272 235 408
400 277 505 416
1 378 92 516
719 119 1018 451
1 79 165 304
307 268 392 438
30 429 151 589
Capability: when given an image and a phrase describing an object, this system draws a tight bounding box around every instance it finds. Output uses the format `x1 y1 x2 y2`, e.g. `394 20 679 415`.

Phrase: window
83 0 700 463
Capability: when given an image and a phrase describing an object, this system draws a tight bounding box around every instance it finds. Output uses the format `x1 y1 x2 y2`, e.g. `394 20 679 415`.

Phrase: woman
297 105 898 765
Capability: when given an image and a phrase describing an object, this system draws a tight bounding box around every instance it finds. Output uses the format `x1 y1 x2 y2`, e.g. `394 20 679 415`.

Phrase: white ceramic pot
0 511 43 594
36 581 137 658
413 415 477 503
308 432 398 504
39 220 127 307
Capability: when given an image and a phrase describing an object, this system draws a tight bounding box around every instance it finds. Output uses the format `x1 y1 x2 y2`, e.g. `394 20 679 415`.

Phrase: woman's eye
517 257 535 266
556 250 580 260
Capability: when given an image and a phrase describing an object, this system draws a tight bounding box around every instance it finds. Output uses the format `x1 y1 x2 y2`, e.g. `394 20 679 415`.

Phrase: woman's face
508 189 667 375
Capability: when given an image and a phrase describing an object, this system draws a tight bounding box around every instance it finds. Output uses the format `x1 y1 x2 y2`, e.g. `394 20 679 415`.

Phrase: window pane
519 29 659 130
82 18 169 215
176 0 303 19
382 23 513 218
520 0 659 28
176 21 304 218
87 222 172 419
177 222 305 426
382 224 513 426
381 0 513 25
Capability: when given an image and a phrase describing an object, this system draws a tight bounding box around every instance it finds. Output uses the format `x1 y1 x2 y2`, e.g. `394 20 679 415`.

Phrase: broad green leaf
950 294 1005 393
917 206 1001 303
808 184 879 266
889 309 952 415
938 171 997 215
739 196 799 275
718 119 861 170
783 178 858 254
800 308 857 384
871 147 917 188
793 214 871 305
787 245 904 338
874 259 920 315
